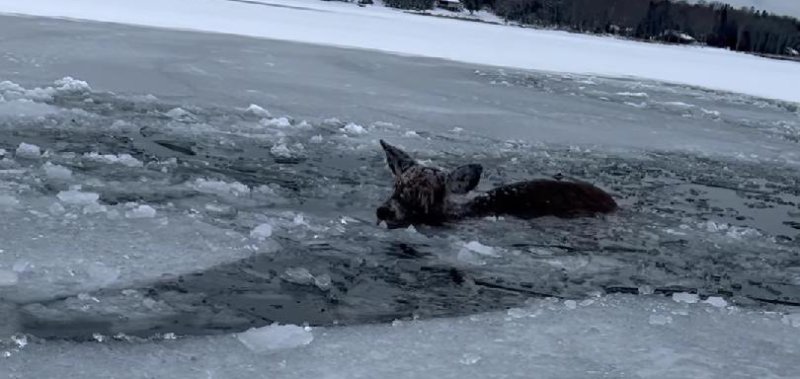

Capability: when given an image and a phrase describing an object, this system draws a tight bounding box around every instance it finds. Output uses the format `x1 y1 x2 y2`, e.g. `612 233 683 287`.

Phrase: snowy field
0 0 799 103
0 1 799 378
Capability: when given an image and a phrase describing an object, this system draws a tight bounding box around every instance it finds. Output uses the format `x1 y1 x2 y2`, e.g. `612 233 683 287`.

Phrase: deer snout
376 204 394 221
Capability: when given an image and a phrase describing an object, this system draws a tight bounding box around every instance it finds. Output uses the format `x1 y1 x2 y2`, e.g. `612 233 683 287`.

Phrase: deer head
376 140 482 228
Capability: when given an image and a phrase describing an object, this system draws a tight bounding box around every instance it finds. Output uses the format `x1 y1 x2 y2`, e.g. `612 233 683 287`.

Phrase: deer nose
376 205 393 221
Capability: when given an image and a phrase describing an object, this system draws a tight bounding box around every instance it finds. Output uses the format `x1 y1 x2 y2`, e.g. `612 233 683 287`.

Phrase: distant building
659 30 697 44
436 0 463 12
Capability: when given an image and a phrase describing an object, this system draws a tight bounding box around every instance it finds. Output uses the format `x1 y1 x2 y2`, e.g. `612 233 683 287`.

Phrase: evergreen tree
384 0 435 10
463 0 482 14
489 0 799 56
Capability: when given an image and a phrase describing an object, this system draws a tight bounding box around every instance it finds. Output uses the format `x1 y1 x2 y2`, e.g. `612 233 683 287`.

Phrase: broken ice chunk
237 324 313 353
15 142 41 159
250 223 274 240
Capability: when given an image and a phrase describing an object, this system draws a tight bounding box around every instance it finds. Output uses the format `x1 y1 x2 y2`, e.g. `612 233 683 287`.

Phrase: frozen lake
1 12 799 379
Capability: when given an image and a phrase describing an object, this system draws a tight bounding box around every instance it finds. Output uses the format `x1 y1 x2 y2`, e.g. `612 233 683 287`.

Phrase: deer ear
446 164 482 194
380 140 417 177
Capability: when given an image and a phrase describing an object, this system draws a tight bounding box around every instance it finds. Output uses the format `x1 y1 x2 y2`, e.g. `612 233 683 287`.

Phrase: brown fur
468 179 618 219
376 140 617 228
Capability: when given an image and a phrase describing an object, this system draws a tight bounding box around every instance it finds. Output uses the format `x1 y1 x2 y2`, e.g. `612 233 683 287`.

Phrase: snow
0 0 797 102
3 295 798 378
236 324 314 353
14 142 41 159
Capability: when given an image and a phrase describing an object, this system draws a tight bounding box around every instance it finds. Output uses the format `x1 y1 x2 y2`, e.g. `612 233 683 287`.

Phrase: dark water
1 78 798 340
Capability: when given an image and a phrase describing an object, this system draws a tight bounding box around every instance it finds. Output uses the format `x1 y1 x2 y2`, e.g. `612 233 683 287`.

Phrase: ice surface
1 75 795 313
0 270 18 286
124 204 157 219
0 99 58 118
0 77 799 378
14 142 41 159
270 143 293 157
191 178 250 197
463 241 498 257
53 76 91 92
672 292 700 304
250 223 273 240
0 195 19 208
83 152 143 167
341 122 367 135
3 295 799 378
704 296 728 308
648 314 673 325
0 0 798 102
1 76 90 102
56 188 100 206
165 107 194 121
236 324 314 353
262 117 291 128
42 162 72 180
245 104 271 118
783 313 800 328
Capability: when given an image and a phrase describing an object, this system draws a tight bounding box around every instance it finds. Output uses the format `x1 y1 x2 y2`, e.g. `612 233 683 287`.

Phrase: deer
375 140 617 229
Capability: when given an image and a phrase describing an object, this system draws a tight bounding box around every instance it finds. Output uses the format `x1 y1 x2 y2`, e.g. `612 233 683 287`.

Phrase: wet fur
468 179 618 219
377 140 617 228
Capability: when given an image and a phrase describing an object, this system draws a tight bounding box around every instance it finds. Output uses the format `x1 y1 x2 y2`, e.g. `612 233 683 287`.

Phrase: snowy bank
0 0 798 103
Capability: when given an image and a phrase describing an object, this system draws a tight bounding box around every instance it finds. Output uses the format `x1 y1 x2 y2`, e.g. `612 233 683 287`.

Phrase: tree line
384 0 800 56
